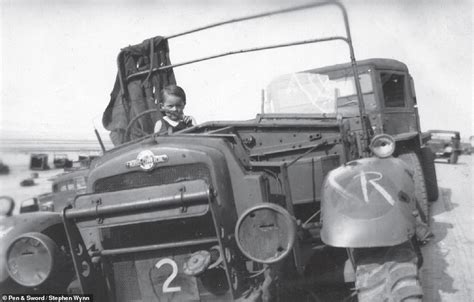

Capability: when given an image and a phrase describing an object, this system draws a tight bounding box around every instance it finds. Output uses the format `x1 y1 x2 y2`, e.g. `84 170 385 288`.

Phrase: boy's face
162 94 185 121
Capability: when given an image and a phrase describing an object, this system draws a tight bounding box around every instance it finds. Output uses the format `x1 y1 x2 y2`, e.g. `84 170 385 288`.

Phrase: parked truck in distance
426 130 461 164
53 154 73 169
29 153 50 170
461 135 474 155
19 168 89 213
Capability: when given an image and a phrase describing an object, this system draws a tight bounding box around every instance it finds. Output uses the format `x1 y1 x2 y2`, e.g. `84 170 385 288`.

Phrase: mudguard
0 212 63 285
321 157 417 248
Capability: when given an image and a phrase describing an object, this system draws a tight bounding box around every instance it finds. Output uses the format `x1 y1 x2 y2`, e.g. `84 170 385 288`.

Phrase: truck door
378 71 418 135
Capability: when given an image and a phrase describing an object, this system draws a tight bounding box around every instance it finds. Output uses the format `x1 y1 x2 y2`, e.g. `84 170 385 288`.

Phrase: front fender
0 212 63 285
321 157 416 248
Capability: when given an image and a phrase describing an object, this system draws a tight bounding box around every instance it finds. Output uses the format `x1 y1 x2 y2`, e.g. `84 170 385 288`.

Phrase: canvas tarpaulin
102 36 176 146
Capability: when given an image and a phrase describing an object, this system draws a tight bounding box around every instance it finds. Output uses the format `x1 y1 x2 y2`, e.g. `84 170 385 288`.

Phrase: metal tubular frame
65 189 210 219
116 1 370 144
96 237 219 256
126 36 348 81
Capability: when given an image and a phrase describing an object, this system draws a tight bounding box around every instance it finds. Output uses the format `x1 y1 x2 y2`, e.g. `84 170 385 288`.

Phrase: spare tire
419 147 439 202
398 152 429 224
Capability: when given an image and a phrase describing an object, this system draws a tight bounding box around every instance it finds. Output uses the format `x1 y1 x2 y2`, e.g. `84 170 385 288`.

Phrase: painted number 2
155 258 182 293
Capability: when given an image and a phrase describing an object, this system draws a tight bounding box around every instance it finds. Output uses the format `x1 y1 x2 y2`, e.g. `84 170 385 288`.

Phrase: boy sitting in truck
154 85 196 135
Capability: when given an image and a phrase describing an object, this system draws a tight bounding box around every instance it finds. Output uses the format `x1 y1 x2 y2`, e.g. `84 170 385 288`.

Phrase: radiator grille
113 260 142 302
101 212 216 250
94 163 210 193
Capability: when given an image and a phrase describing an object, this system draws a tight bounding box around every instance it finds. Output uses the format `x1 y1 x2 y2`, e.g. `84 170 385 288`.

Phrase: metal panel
94 163 210 193
287 155 340 204
109 246 232 302
72 180 210 227
62 206 105 297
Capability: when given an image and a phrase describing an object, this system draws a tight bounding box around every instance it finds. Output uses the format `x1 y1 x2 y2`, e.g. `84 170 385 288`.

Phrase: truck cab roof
304 58 408 74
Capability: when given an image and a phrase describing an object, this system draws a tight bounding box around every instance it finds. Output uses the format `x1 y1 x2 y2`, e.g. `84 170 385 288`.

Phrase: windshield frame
264 70 375 116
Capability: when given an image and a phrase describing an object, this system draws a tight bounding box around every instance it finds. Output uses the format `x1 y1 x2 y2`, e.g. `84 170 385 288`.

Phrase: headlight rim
369 134 396 158
234 203 296 264
6 232 58 287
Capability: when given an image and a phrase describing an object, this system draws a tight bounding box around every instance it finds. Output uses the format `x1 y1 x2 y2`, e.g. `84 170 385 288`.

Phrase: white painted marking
155 258 181 293
360 171 369 203
354 171 395 206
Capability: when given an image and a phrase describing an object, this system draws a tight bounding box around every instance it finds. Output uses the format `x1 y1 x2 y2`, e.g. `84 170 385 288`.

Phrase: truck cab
299 59 423 146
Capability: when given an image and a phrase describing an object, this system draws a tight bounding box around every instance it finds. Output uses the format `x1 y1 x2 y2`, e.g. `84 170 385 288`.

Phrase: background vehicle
271 58 439 203
461 142 472 155
29 153 50 170
461 135 474 155
1 2 436 301
18 169 89 213
50 169 88 211
19 193 53 213
53 154 73 169
0 160 9 175
427 130 461 164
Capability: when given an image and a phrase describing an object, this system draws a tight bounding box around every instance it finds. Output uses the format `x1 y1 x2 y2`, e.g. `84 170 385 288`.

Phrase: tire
355 242 423 302
419 147 439 202
398 152 429 224
449 152 458 164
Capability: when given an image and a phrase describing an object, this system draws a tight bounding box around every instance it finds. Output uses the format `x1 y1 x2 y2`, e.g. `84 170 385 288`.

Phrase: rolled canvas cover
102 36 176 146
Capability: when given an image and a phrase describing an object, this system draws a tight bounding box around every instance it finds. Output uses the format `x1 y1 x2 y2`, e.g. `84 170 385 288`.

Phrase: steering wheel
124 109 159 140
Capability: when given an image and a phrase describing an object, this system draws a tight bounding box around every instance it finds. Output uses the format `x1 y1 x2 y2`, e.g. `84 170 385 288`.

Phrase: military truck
426 130 461 164
18 168 89 214
1 2 437 301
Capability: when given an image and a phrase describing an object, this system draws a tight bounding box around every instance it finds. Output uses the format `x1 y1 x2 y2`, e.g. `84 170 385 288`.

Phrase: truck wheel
449 152 458 164
355 242 423 302
398 153 429 224
419 147 439 202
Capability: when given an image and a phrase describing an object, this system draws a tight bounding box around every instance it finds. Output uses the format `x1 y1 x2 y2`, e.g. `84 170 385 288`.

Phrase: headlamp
235 203 296 264
6 232 59 287
370 134 395 158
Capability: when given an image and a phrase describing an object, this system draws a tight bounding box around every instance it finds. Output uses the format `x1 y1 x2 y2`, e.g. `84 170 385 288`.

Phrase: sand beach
0 139 105 214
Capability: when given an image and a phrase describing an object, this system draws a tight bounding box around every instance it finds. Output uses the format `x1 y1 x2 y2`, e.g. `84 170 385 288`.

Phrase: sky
1 0 472 142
